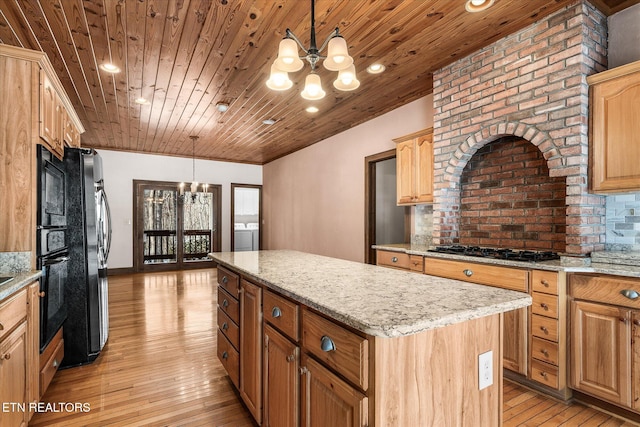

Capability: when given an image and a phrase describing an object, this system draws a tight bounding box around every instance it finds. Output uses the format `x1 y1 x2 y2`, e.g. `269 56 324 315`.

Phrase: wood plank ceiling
0 0 636 164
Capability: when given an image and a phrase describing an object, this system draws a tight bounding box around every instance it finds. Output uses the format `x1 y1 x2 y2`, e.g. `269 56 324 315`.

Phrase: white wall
98 150 262 269
263 95 433 263
608 2 640 68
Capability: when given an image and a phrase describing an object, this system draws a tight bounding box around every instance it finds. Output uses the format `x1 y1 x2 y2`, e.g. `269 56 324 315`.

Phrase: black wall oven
37 145 69 352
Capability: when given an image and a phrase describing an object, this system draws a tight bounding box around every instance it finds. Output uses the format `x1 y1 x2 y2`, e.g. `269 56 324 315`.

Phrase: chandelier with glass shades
266 0 359 100
179 136 208 203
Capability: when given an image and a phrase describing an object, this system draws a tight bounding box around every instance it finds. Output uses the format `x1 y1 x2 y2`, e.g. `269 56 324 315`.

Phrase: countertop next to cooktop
373 243 640 279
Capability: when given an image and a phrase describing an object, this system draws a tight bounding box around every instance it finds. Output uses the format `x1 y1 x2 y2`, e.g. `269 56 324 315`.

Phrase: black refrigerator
63 148 111 367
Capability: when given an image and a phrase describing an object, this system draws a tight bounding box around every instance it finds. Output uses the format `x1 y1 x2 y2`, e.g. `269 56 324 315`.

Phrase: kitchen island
209 250 531 426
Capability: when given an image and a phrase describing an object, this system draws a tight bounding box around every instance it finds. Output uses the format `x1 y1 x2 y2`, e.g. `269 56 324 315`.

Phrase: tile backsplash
605 192 640 251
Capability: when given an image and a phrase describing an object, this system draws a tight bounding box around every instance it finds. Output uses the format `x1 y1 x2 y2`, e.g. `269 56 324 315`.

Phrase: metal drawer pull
541 280 549 287
53 359 59 368
222 276 228 284
541 349 549 357
391 257 398 263
320 336 336 352
463 269 473 277
621 289 639 300
2 353 10 360
540 371 548 379
222 322 229 331
271 306 282 318
222 299 229 308
222 351 228 360
540 303 549 311
540 326 549 334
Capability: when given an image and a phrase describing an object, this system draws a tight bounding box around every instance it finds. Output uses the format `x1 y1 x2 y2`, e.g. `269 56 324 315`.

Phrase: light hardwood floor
30 269 636 426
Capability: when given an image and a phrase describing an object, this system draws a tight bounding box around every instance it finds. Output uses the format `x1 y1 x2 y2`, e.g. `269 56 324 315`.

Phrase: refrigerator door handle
102 189 112 261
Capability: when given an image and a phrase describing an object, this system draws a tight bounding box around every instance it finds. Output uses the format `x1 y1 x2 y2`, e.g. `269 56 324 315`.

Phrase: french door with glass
133 180 221 272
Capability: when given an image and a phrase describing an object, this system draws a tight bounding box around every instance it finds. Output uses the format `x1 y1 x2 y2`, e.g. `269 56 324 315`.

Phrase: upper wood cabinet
588 60 640 193
394 128 434 205
40 70 81 157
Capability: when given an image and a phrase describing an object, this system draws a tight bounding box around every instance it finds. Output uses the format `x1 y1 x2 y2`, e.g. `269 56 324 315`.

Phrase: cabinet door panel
570 300 631 406
264 324 299 427
240 279 263 424
0 322 28 427
301 355 368 427
633 312 640 412
396 140 415 205
414 132 433 203
503 307 527 375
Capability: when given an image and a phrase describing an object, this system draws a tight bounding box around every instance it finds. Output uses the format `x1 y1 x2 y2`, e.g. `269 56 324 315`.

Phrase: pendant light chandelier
179 136 208 202
266 0 359 100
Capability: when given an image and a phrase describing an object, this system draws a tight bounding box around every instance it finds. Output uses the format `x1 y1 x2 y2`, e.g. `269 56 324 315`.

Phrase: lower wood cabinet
239 279 263 425
503 308 527 375
263 324 299 427
300 354 368 427
0 322 28 427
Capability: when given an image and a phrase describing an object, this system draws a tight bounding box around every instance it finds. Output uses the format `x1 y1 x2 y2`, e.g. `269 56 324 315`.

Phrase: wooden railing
144 229 211 263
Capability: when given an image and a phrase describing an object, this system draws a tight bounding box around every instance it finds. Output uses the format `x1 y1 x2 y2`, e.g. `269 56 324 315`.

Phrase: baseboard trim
107 267 135 276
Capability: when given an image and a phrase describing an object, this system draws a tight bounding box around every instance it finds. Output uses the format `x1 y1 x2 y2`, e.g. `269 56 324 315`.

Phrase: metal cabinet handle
391 257 398 263
222 351 228 360
222 276 228 284
621 289 639 300
463 269 473 277
222 322 229 331
271 306 282 318
320 336 336 352
286 354 295 363
222 299 229 308
38 291 46 298
2 353 10 360
0 323 3 331
53 359 58 368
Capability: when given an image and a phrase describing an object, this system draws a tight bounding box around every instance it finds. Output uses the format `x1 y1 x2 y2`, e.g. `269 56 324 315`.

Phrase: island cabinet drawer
532 314 559 342
532 270 559 295
570 274 640 309
218 287 239 324
531 336 559 366
217 266 240 298
263 289 299 341
302 309 369 391
424 258 529 292
217 329 239 388
0 288 27 342
532 292 559 319
531 359 559 389
377 250 411 270
218 307 239 350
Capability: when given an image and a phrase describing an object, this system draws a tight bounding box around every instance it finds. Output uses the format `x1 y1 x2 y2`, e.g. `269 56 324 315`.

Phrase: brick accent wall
432 0 608 255
460 136 566 251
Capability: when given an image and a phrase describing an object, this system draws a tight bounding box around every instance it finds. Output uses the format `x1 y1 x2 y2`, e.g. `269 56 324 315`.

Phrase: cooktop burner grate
429 245 560 262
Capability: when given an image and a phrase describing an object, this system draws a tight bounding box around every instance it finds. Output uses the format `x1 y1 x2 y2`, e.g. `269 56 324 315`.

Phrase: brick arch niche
431 1 608 255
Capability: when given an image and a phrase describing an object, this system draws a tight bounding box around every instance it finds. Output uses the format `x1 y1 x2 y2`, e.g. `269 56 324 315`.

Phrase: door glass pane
234 187 260 251
143 189 177 264
182 191 213 262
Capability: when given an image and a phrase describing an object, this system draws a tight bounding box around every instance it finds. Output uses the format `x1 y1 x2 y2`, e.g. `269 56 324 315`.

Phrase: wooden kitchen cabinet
633 311 640 412
263 324 299 427
27 282 40 415
300 354 368 427
588 59 640 192
424 257 529 375
570 300 631 406
376 249 424 272
240 278 263 425
394 128 434 205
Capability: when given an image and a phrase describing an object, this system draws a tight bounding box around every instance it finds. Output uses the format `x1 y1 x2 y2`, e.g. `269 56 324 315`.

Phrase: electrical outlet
478 351 493 390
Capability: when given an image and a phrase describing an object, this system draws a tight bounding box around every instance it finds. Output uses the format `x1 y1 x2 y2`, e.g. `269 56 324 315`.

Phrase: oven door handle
43 256 69 266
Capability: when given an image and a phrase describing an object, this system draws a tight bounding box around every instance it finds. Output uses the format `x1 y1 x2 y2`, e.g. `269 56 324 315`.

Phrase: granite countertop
209 250 531 338
373 244 640 278
0 270 41 302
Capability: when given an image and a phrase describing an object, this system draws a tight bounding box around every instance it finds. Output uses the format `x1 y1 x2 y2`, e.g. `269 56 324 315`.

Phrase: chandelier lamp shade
266 0 359 100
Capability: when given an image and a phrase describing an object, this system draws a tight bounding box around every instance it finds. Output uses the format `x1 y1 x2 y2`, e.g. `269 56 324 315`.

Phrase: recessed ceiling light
134 97 149 105
306 106 319 113
465 0 494 12
262 119 276 125
366 63 386 74
216 102 229 112
99 63 121 73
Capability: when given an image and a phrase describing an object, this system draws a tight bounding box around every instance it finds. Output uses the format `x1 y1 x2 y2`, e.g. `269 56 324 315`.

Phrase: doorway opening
231 184 262 251
364 150 409 264
133 180 221 272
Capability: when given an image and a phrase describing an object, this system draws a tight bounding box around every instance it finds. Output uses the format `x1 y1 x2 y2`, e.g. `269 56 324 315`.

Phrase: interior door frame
230 183 262 251
132 179 221 272
364 150 410 265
